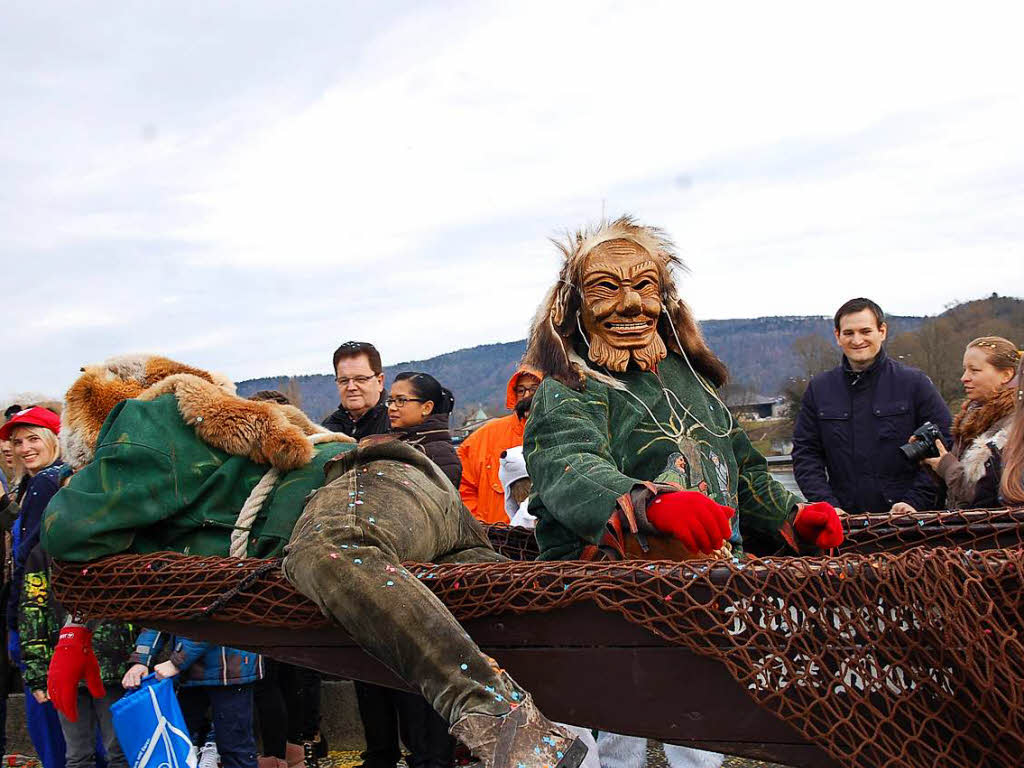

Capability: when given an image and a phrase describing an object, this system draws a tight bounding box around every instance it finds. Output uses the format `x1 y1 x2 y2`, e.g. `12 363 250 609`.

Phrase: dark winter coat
392 413 461 487
8 462 65 634
792 350 952 513
18 543 135 691
322 399 391 439
130 628 263 687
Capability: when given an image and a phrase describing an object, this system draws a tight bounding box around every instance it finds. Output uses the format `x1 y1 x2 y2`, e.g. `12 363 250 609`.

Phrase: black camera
899 422 944 463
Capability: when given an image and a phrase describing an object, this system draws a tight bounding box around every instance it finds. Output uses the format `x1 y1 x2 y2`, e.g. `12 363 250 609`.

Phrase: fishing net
52 507 1024 768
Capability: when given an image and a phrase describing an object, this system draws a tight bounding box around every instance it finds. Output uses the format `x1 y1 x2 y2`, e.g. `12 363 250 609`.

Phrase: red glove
47 625 105 722
793 502 844 549
645 491 735 554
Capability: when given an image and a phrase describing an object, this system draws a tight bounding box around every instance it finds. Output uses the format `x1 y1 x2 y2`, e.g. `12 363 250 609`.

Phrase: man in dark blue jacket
792 298 952 513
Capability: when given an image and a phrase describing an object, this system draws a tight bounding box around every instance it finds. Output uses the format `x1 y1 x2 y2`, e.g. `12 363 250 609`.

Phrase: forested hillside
237 297 1022 423
237 314 929 422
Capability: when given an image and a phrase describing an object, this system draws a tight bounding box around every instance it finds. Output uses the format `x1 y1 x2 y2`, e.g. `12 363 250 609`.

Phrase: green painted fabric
523 352 801 560
42 394 355 562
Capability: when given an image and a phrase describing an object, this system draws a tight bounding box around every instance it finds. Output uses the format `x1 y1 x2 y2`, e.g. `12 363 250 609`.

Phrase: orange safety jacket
457 366 540 524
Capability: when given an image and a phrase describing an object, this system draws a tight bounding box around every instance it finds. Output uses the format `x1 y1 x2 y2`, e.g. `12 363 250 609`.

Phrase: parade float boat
53 509 1024 768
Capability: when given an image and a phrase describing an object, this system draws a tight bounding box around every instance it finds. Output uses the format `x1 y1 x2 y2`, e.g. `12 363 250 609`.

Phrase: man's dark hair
332 341 382 375
3 404 23 421
834 298 886 330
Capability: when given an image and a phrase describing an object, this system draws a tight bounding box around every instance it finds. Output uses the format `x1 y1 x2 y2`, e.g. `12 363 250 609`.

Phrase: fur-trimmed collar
953 387 1017 448
62 354 352 471
959 420 1012 486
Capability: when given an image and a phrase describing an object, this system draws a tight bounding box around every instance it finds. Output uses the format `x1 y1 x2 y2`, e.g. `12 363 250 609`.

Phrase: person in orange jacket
457 366 541 524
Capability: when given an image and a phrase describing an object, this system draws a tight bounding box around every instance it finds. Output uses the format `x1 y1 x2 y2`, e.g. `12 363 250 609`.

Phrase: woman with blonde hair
999 354 1024 505
0 407 67 768
911 337 1021 509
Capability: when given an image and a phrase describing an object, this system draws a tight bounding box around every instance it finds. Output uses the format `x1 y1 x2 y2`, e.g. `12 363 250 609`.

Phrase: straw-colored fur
524 215 728 390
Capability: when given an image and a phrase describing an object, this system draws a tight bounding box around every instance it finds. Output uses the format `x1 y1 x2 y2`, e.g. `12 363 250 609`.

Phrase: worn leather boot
450 692 587 768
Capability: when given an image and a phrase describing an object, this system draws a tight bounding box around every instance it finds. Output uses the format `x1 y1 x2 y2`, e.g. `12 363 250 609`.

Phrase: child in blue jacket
122 629 263 768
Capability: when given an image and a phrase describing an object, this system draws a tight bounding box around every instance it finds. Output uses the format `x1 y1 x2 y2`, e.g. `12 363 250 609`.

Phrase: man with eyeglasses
322 342 392 439
322 341 429 768
457 365 542 524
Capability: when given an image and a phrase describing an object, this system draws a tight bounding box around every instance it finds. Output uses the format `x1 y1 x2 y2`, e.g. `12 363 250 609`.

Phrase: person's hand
121 663 150 689
32 690 49 704
646 491 735 554
921 440 948 472
890 502 917 515
153 660 180 680
793 501 844 549
47 625 105 722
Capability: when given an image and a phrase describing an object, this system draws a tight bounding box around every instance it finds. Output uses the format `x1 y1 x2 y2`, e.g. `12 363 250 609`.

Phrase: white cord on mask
574 310 734 439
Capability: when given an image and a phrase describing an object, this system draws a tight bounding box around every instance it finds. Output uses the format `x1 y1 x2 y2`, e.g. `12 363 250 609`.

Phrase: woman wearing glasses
384 372 462 768
387 372 461 487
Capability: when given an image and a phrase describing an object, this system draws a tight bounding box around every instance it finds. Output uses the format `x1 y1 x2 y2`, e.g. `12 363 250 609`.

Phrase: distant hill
888 295 1024 403
237 314 928 422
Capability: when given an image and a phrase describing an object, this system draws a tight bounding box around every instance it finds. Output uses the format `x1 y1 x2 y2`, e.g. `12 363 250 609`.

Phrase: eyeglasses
514 386 539 397
385 396 425 407
336 375 379 387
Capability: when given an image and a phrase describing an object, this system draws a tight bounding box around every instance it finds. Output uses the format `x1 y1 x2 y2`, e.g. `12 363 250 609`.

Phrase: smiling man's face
580 239 665 372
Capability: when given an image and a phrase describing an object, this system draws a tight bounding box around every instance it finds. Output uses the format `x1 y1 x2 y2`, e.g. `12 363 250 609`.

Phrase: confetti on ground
5 745 796 768
311 744 796 768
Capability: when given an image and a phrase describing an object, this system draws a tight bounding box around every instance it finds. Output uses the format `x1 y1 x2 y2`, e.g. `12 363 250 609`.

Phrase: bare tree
277 377 304 409
792 333 837 379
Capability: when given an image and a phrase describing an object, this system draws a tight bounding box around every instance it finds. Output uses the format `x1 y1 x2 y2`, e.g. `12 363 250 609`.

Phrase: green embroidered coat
42 394 355 562
523 352 801 560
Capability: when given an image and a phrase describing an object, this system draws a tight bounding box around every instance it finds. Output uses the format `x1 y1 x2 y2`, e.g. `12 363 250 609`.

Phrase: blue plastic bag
111 674 196 768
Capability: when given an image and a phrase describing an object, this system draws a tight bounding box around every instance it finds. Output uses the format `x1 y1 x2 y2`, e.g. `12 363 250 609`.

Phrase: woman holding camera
908 336 1021 510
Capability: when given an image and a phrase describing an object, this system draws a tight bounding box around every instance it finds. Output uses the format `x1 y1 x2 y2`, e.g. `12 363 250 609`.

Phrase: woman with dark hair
384 372 460 768
387 372 461 487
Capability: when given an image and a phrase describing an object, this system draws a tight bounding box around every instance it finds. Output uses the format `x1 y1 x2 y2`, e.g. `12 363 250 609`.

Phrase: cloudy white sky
3 1 1023 396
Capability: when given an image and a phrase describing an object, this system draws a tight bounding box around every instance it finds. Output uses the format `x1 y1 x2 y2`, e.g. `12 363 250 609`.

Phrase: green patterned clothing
19 544 135 691
523 352 802 560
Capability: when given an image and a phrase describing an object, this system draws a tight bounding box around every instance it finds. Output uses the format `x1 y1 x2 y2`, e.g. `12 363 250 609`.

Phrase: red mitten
793 502 844 549
646 491 735 554
47 625 105 722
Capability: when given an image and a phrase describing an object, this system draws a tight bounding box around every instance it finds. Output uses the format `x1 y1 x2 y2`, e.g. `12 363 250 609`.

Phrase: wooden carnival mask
580 239 667 372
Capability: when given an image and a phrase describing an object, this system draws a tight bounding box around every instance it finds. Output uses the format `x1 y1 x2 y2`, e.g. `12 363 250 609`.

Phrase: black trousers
254 660 325 755
356 682 454 768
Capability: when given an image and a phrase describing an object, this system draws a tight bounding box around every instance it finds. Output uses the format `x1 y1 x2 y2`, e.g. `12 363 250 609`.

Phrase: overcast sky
3 1 1023 397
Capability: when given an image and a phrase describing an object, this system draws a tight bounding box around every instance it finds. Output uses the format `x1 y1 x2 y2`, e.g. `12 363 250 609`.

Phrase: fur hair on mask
524 215 728 391
62 354 352 470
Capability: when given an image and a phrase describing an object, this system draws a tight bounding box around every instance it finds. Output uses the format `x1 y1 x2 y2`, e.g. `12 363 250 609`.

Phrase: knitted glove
793 501 844 549
645 491 735 554
47 625 105 722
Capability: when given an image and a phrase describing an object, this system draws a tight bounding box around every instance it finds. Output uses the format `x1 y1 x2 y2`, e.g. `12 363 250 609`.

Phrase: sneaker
198 741 220 768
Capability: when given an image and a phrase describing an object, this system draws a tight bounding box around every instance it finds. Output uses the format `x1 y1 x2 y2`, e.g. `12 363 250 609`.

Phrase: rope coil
228 432 339 558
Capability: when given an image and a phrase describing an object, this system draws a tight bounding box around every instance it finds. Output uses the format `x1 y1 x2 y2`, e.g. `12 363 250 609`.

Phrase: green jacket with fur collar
42 394 354 561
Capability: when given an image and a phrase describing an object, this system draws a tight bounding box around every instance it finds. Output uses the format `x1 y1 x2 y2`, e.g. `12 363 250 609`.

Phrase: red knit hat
0 406 61 441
